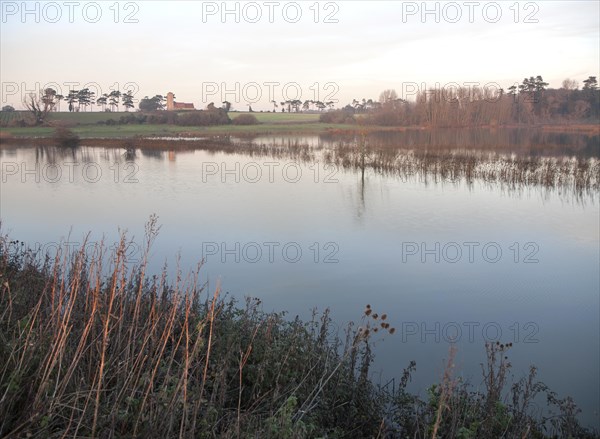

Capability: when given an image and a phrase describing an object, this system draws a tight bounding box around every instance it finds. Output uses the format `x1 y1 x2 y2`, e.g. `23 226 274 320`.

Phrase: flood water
1 129 599 427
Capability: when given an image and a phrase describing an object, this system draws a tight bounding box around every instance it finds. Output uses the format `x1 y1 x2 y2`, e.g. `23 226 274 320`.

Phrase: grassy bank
1 111 598 140
0 220 597 438
0 122 354 138
0 111 353 138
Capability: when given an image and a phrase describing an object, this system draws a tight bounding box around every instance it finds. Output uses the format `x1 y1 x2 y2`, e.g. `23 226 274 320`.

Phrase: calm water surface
1 130 598 427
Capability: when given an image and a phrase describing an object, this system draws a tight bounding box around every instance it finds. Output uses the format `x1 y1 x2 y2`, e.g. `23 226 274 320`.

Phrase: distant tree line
25 88 136 114
13 87 137 125
327 75 599 127
6 75 599 127
272 99 336 113
14 88 226 126
138 95 235 113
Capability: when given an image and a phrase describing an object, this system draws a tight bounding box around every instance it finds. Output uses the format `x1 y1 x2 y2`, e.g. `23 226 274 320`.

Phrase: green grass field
0 123 352 139
3 110 319 124
0 110 123 126
0 110 347 139
229 111 320 123
0 110 27 125
47 111 321 125
47 111 131 124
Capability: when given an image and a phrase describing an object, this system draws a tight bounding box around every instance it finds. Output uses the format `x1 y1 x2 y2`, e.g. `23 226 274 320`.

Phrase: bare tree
561 78 579 90
379 89 398 106
23 88 59 124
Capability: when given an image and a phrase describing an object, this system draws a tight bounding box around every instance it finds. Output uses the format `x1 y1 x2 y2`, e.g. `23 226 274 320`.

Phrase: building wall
166 92 175 111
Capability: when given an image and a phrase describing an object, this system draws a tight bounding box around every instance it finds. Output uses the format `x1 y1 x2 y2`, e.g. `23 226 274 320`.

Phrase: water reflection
1 129 598 427
322 128 600 157
8 128 596 203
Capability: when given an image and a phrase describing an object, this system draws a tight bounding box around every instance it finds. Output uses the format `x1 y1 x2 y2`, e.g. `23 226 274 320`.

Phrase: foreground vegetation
0 220 597 438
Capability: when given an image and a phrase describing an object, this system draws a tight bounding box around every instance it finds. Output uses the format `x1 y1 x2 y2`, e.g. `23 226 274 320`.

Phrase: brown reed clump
0 220 389 438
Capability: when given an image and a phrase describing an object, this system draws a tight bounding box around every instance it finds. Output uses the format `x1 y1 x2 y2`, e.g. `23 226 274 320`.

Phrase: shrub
365 109 403 126
119 113 146 124
176 109 231 126
53 126 80 148
146 112 173 124
319 110 356 124
232 114 259 125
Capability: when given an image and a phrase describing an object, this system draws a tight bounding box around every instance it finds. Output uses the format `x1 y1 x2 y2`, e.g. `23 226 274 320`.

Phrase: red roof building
166 92 195 111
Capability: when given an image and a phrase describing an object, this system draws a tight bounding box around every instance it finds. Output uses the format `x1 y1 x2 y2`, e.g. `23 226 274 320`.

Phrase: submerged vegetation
327 142 600 197
2 128 598 203
0 220 597 438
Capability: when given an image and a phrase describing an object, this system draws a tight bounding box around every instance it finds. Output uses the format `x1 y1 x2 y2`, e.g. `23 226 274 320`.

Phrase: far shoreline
1 122 599 147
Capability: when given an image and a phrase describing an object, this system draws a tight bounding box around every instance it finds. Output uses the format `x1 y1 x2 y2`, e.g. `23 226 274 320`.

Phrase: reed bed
329 144 600 196
0 218 386 438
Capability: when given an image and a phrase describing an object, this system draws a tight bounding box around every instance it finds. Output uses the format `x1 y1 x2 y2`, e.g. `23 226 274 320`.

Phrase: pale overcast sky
1 0 599 110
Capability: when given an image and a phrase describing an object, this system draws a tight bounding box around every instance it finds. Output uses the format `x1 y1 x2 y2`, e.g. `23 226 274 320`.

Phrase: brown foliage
232 114 259 125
